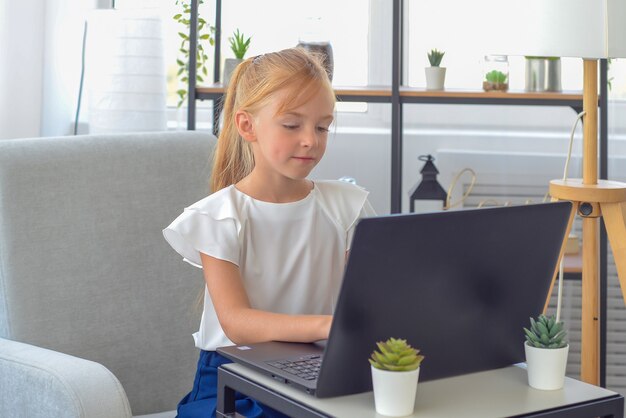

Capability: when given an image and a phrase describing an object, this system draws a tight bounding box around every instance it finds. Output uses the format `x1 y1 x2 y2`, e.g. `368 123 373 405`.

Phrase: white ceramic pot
223 58 243 86
525 342 569 390
425 67 446 90
371 365 420 417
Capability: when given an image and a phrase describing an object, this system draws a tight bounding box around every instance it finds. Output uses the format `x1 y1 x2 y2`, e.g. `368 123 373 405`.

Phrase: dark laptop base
218 202 572 398
219 341 324 395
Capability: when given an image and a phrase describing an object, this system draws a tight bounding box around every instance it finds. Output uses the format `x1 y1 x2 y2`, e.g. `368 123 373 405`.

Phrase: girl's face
242 86 335 183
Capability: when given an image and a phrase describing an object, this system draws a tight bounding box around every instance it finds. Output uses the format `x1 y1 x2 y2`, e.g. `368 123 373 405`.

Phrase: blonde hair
210 47 335 192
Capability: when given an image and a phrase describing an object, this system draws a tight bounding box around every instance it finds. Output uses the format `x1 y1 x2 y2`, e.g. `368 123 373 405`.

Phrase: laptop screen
315 201 572 397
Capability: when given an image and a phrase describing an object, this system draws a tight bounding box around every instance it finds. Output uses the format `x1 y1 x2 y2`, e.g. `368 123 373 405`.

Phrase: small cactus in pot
427 49 445 67
369 337 424 371
524 314 569 390
524 314 568 349
370 337 424 416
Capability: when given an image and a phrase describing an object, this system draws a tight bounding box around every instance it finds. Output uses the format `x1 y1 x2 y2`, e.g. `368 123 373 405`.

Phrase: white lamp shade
488 0 626 59
87 10 167 133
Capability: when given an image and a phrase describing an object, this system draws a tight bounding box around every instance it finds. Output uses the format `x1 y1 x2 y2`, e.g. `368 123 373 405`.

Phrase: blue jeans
176 350 290 418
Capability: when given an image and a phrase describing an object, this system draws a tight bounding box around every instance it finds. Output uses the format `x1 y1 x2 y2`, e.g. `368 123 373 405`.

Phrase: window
114 0 387 129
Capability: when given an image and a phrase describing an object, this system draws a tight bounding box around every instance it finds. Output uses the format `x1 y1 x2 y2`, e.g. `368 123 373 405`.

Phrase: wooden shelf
197 85 585 107
400 88 585 107
196 84 393 102
333 86 392 102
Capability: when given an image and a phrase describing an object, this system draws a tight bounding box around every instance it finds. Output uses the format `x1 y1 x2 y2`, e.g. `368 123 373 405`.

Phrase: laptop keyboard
266 354 322 380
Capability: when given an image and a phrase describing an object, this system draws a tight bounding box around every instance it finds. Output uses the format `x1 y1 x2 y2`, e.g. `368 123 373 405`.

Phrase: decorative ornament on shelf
409 154 447 213
525 56 562 92
369 338 424 417
296 16 334 81
524 314 569 390
173 0 215 107
482 54 509 92
425 48 446 90
223 29 251 86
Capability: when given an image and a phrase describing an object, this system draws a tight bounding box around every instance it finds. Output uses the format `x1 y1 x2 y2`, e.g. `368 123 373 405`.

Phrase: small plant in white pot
223 29 251 86
425 49 446 90
524 314 569 390
369 337 424 417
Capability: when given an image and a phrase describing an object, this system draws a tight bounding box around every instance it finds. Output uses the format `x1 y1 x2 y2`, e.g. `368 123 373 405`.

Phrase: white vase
223 58 243 86
425 67 446 90
371 365 420 417
525 342 569 390
525 57 561 92
87 10 167 133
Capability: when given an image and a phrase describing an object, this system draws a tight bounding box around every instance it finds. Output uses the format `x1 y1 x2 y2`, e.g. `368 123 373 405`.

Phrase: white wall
41 0 87 136
0 0 97 139
0 0 44 139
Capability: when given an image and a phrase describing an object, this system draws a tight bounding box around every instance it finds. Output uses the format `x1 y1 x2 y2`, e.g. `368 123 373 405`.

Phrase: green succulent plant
427 49 445 67
485 70 507 84
524 314 568 349
369 338 424 372
229 29 251 60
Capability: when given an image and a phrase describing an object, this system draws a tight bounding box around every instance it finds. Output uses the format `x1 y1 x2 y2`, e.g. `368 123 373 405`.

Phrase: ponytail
210 58 256 192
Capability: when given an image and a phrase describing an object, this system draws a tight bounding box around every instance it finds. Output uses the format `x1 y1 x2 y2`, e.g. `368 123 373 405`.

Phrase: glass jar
482 55 509 92
296 16 334 81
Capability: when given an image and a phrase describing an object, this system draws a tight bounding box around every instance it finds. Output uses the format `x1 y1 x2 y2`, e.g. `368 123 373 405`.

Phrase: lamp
86 9 167 133
409 155 447 213
491 0 626 385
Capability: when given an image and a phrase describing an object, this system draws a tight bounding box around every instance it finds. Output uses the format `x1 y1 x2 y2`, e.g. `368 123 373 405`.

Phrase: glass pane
405 0 582 91
220 0 368 87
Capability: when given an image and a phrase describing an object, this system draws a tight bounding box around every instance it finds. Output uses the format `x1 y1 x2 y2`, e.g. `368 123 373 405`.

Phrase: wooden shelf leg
579 59 600 386
581 216 600 385
543 203 577 313
602 202 626 305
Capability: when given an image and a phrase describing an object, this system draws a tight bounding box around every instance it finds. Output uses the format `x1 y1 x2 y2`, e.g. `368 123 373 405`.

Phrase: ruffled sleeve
314 180 377 248
162 188 242 268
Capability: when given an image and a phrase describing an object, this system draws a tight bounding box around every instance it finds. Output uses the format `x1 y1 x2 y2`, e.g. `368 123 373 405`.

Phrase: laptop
217 201 573 398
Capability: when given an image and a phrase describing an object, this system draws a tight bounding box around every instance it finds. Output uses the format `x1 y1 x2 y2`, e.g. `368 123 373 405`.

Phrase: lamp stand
548 59 626 385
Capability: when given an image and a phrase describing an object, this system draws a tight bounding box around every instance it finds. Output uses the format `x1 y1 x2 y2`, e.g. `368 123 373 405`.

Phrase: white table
217 363 624 417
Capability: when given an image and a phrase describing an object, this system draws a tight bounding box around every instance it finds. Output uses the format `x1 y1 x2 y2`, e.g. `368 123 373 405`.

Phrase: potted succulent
369 337 424 416
425 49 446 90
223 29 251 86
524 314 569 390
483 70 508 92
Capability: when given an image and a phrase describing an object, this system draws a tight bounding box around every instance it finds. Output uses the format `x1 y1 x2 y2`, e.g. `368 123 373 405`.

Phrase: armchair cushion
0 338 131 418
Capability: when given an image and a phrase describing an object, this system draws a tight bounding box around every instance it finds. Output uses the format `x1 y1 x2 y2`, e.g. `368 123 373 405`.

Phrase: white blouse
163 180 376 351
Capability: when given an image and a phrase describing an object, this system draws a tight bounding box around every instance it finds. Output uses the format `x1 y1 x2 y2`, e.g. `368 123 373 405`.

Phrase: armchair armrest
0 338 132 418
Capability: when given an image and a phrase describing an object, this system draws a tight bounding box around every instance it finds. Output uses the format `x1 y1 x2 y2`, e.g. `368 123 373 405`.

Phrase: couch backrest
0 131 215 415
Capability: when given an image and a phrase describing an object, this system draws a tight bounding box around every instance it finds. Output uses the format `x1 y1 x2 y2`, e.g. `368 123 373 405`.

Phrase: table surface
222 362 621 418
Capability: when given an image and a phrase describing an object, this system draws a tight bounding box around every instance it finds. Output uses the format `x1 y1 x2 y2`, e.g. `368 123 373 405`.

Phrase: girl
163 47 375 418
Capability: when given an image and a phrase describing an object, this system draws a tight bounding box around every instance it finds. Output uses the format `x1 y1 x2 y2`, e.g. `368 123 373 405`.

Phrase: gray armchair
0 131 216 417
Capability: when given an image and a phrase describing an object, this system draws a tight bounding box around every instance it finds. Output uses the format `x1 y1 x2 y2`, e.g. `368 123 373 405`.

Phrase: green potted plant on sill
524 314 569 390
223 29 252 86
425 48 446 90
369 337 424 416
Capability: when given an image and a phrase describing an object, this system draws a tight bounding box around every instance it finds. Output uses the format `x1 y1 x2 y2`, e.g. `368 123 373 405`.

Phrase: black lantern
409 155 447 213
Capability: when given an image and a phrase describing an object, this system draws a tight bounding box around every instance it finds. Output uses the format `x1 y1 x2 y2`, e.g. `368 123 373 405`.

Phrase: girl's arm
201 252 332 345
